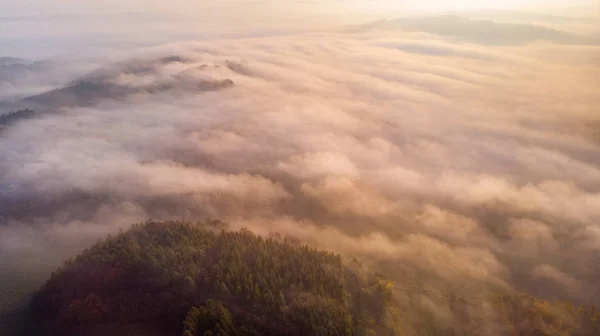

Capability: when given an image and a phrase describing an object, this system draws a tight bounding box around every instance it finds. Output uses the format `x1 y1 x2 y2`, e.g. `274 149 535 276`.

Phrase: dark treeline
0 109 36 126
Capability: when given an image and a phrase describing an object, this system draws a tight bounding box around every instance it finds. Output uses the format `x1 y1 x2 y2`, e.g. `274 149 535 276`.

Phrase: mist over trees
10 221 596 336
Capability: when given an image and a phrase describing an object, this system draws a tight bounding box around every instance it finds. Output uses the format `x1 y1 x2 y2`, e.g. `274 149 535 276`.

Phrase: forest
13 221 600 336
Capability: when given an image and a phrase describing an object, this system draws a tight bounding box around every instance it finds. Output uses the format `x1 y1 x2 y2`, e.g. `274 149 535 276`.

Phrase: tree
183 300 237 336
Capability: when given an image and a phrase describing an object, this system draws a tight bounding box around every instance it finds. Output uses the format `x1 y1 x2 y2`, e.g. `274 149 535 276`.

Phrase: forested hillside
29 221 394 336
20 221 600 336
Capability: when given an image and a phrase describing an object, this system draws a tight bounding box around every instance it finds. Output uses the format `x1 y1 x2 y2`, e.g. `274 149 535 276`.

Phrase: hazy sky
1 0 597 17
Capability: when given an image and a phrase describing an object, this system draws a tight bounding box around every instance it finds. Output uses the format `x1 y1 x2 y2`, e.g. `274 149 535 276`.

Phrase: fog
1 5 599 334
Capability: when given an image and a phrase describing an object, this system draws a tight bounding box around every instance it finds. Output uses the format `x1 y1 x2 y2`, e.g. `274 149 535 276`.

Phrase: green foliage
183 300 239 336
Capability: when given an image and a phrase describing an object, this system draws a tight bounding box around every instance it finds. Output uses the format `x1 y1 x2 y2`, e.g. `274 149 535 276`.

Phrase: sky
1 0 600 334
1 0 598 60
1 0 598 17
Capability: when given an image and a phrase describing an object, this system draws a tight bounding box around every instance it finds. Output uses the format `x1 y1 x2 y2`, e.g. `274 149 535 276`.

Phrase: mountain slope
0 55 235 127
29 221 394 336
357 15 593 45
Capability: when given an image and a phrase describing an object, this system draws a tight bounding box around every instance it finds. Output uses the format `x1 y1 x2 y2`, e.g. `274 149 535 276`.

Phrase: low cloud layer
1 16 599 331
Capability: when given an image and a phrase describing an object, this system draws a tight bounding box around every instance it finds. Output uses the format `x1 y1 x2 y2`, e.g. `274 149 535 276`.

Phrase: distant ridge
354 15 596 45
